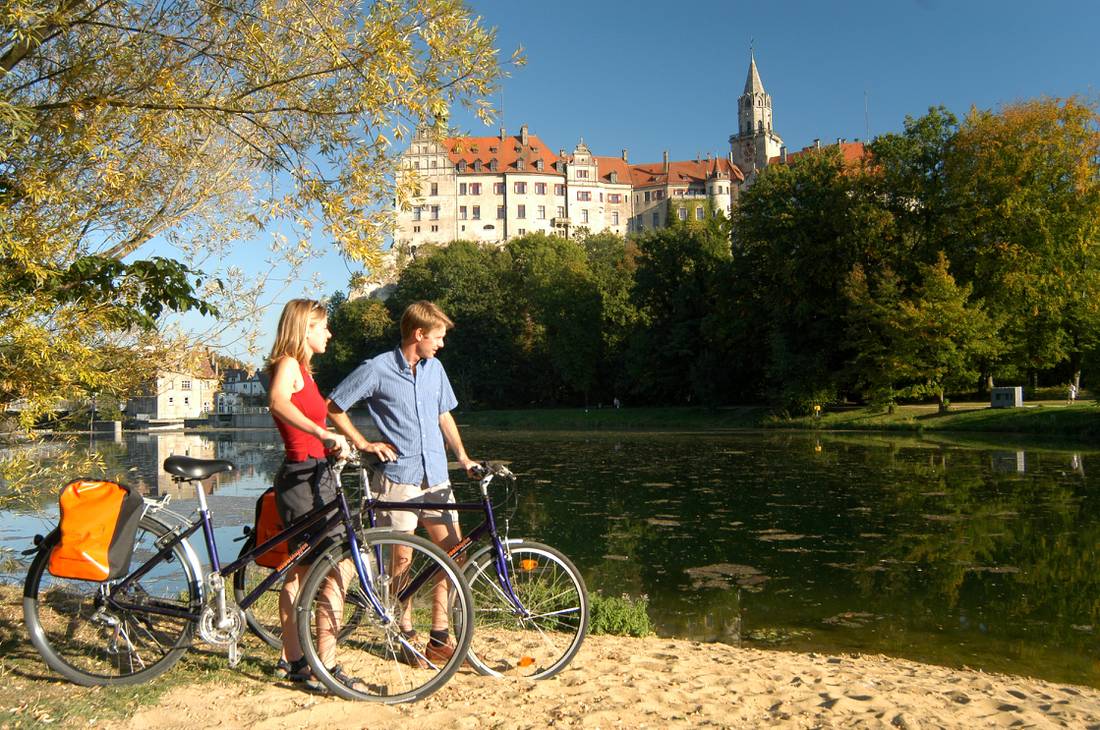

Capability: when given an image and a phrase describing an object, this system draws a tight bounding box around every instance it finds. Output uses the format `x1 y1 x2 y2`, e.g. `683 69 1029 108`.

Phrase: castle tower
729 51 784 179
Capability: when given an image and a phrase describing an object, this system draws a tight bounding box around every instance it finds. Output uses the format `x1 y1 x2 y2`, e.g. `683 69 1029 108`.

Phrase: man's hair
400 300 454 340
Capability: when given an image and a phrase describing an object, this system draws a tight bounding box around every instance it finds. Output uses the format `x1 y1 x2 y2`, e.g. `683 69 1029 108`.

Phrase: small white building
127 362 218 421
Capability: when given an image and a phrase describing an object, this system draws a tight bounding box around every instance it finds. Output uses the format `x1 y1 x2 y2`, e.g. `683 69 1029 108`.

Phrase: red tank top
274 362 328 461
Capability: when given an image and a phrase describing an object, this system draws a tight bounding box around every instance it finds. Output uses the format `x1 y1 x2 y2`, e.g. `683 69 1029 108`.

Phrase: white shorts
369 473 457 532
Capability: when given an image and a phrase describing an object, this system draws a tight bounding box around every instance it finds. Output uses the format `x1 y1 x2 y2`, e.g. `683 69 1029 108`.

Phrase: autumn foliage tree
1 0 511 422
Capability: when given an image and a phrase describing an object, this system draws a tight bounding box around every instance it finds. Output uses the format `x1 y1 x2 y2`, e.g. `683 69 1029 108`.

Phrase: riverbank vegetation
317 97 1100 418
452 401 1100 440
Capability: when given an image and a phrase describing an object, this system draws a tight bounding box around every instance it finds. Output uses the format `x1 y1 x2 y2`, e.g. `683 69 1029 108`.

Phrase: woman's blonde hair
267 299 327 375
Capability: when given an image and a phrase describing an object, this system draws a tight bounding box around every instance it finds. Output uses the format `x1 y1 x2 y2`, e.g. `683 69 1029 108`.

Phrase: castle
391 53 864 254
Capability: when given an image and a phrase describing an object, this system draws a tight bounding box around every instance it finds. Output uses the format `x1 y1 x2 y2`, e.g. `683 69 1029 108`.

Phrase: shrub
588 592 653 637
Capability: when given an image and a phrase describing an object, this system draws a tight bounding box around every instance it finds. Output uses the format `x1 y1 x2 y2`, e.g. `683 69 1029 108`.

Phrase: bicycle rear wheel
296 531 473 703
233 534 282 649
23 514 201 685
464 541 588 680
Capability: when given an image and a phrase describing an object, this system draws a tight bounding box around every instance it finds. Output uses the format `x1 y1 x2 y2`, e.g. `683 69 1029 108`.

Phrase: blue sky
186 0 1100 364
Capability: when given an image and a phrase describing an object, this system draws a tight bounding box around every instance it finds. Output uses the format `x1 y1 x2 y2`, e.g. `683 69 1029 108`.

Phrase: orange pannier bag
48 479 145 581
253 487 290 569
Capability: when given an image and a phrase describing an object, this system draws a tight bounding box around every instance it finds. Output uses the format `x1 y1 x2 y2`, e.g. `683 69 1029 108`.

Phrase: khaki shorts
369 472 457 532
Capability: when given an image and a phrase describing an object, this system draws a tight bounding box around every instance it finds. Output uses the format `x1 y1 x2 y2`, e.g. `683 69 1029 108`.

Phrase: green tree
580 231 641 401
628 222 731 404
845 253 999 410
504 233 601 404
945 97 1100 388
731 147 889 410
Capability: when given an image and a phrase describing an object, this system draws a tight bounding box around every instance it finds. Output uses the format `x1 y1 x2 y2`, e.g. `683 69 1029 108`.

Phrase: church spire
744 50 765 95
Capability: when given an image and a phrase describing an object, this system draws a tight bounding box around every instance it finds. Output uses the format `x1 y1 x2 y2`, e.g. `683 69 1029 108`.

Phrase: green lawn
455 401 1100 440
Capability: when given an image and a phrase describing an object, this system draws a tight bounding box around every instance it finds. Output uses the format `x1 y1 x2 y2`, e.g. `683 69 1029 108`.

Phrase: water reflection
1 428 1097 688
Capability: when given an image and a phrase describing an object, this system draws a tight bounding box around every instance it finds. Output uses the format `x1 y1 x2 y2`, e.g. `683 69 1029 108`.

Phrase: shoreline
112 634 1100 729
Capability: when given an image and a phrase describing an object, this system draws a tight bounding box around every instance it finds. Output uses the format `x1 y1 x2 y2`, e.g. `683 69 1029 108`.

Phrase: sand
116 635 1100 729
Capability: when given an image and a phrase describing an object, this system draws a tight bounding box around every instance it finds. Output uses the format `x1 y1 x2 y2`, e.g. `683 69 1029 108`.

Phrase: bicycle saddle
163 455 237 480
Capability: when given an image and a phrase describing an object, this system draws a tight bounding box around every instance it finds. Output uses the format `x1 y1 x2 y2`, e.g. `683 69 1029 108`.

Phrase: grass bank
771 401 1100 439
456 402 1100 439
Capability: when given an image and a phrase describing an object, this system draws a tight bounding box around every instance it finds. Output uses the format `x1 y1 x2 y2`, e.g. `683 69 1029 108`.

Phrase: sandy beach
116 634 1100 729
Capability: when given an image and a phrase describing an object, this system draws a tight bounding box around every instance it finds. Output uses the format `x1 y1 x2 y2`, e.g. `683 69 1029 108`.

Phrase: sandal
328 663 369 693
273 658 292 679
285 658 324 692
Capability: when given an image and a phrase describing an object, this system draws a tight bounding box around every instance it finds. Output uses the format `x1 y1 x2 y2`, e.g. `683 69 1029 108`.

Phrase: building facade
127 365 218 421
392 53 860 252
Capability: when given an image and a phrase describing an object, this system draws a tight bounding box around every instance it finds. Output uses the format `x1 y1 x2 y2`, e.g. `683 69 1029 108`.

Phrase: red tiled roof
444 134 562 175
769 141 867 167
592 156 633 184
627 157 745 188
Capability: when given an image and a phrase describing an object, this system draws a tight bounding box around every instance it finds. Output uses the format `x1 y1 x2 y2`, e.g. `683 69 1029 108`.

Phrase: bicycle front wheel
464 541 588 680
23 515 201 685
296 531 474 703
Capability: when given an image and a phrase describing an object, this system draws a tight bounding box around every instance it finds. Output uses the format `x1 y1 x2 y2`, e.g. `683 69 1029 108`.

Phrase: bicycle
350 454 588 680
22 450 474 703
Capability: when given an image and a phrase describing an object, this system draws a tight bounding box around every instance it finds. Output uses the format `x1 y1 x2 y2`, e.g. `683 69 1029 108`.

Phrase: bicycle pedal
228 641 241 668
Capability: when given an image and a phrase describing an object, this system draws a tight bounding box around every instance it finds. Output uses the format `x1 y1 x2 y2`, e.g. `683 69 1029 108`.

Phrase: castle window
696 207 705 220
678 208 687 221
472 205 481 219
535 182 546 195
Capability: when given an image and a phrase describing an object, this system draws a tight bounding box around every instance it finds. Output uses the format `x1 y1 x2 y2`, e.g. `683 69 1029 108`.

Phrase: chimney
499 127 506 141
663 150 669 173
520 124 528 146
559 148 566 159
622 148 629 162
813 138 821 149
836 137 843 146
780 146 788 163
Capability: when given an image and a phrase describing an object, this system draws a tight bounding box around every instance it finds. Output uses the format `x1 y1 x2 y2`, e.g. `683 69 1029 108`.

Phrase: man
326 300 477 665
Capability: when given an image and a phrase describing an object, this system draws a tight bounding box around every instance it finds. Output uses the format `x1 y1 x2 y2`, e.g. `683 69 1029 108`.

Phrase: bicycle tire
233 534 283 649
235 534 369 651
296 530 474 703
23 514 200 686
464 540 588 680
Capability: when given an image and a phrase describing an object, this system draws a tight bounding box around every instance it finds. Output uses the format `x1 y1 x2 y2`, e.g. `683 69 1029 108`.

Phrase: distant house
127 359 219 421
222 368 267 397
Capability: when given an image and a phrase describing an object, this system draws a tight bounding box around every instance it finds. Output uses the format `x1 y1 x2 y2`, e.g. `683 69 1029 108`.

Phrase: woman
266 298 352 687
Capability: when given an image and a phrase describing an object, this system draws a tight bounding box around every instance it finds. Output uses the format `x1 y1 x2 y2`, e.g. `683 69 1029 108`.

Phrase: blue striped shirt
328 347 458 486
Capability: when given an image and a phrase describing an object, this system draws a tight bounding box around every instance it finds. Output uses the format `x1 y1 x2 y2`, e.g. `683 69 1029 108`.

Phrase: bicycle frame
357 464 530 617
106 468 392 624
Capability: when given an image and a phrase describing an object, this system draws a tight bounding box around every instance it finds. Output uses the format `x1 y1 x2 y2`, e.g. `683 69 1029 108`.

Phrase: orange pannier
48 479 145 581
253 487 290 569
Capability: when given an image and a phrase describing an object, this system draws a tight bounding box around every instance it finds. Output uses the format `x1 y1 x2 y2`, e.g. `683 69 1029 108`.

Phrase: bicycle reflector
518 656 535 667
519 558 538 571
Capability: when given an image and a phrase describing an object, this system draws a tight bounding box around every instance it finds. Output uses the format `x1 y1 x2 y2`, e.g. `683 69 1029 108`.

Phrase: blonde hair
400 300 454 341
267 299 327 375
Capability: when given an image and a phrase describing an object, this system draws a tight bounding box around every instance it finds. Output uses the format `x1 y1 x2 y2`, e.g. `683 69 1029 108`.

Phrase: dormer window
489 146 498 153
516 159 525 171
489 158 498 172
474 159 482 172
536 159 544 171
609 171 618 183
457 160 467 173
